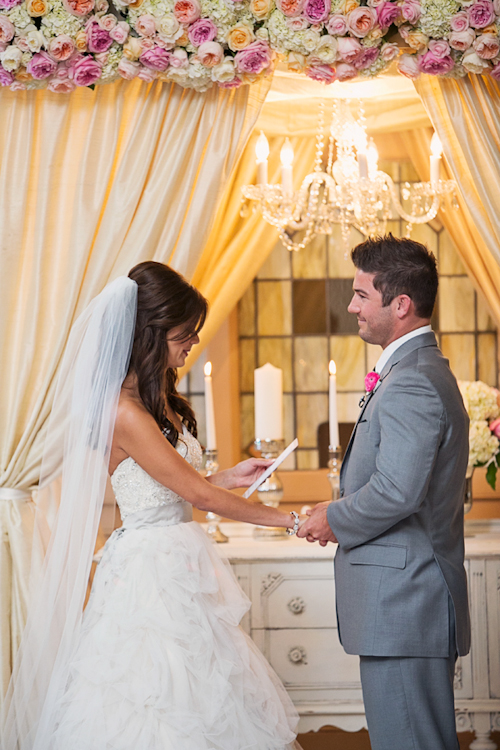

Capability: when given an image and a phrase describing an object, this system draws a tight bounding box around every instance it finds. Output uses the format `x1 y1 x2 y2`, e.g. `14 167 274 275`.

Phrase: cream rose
462 47 490 72
24 27 45 52
26 0 48 16
315 34 337 62
0 45 23 71
75 30 87 52
227 24 254 51
250 0 274 18
287 50 306 71
211 54 236 80
405 30 428 49
301 27 321 51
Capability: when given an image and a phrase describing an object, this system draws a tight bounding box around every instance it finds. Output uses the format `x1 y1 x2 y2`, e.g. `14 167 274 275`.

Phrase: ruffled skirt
49 520 302 750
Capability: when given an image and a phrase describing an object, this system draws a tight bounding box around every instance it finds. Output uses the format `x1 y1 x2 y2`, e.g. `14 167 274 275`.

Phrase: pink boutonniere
364 371 380 393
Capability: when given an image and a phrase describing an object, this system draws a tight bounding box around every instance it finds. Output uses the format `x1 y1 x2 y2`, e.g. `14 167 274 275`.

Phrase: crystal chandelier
241 100 458 252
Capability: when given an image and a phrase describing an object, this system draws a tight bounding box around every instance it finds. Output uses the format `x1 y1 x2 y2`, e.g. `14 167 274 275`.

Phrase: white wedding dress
47 427 302 750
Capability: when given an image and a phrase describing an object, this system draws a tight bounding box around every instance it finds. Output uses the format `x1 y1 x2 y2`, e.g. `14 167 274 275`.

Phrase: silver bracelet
286 510 300 536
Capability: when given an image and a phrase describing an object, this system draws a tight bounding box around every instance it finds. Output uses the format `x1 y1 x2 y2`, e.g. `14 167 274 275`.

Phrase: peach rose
48 34 76 60
341 0 360 14
123 36 142 59
347 5 377 37
26 0 48 16
117 56 140 78
75 30 87 51
62 0 94 15
250 0 274 19
227 24 255 51
48 76 76 92
128 0 144 8
449 28 475 50
405 29 428 49
474 32 500 59
176 30 189 46
286 50 306 71
98 13 116 30
276 0 304 16
135 14 156 36
397 51 420 78
197 40 223 66
173 0 200 24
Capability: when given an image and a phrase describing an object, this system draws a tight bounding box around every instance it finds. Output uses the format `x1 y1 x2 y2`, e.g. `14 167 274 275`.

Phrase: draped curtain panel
0 76 269 699
415 74 500 325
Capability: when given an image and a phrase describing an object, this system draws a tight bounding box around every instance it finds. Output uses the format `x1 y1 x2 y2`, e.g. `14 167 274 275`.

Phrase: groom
298 235 470 750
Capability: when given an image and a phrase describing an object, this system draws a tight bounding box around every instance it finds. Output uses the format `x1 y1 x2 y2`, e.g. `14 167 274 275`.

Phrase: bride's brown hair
128 261 208 446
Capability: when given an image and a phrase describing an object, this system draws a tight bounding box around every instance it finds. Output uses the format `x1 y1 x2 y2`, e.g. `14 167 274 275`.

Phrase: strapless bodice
110 427 203 521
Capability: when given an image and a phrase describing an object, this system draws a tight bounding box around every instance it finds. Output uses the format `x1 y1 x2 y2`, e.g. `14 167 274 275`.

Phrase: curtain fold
414 74 500 324
0 76 269 698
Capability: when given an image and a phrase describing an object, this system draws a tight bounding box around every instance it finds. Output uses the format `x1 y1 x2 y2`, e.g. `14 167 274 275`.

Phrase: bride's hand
205 458 274 490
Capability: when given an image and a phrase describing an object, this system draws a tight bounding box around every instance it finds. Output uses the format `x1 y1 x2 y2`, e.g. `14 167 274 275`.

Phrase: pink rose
140 37 155 50
27 50 58 79
98 13 116 30
335 61 357 80
337 35 362 62
0 15 15 43
418 50 454 75
234 40 272 74
219 77 242 87
286 16 309 29
135 14 156 36
0 0 22 9
170 47 188 66
401 0 421 23
117 56 140 78
304 0 330 24
137 65 157 81
0 66 14 85
347 6 377 38
474 32 500 58
380 41 399 60
47 75 76 92
276 0 304 17
450 10 469 31
306 61 336 82
70 54 102 85
490 60 500 79
449 29 475 51
173 0 200 24
376 1 400 29
364 371 380 393
468 0 495 28
16 36 31 52
494 0 500 12
197 40 223 66
428 39 450 58
48 34 76 61
86 20 113 52
397 52 420 78
9 79 26 89
188 18 217 46
352 44 379 69
489 417 500 438
62 0 94 16
326 14 347 34
140 45 171 70
109 22 129 44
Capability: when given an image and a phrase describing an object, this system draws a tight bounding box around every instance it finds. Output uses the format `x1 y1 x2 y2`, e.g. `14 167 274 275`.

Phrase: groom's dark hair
351 234 438 319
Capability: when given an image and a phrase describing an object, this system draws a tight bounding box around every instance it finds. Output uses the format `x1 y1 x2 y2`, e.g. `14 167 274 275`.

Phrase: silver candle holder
327 445 342 502
204 449 228 543
253 438 287 540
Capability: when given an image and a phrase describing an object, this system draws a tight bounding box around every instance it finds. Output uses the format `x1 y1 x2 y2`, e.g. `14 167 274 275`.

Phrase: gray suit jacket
327 332 471 658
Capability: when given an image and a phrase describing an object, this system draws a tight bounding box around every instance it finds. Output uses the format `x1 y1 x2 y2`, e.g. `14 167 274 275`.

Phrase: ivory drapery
414 74 500 325
0 76 269 698
400 126 500 328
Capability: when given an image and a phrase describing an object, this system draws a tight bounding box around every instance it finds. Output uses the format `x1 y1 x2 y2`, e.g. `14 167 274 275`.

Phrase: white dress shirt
374 324 433 375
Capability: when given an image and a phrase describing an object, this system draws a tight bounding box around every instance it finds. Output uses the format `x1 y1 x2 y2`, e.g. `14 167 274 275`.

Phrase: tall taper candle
204 361 217 450
254 363 283 441
329 360 339 448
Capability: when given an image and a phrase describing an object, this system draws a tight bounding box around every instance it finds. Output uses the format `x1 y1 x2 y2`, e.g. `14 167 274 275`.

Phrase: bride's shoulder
115 391 154 435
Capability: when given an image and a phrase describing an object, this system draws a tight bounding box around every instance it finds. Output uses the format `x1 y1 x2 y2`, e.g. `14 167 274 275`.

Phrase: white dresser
215 520 500 750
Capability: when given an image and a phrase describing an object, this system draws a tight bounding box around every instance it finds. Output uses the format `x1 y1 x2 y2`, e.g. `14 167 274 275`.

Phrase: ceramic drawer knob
287 597 306 615
288 646 307 665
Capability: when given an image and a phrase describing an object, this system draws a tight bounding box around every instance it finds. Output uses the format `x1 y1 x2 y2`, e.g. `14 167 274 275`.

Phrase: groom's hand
297 502 338 545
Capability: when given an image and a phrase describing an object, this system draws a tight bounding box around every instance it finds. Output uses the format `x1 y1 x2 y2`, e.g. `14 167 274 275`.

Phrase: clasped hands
297 501 338 546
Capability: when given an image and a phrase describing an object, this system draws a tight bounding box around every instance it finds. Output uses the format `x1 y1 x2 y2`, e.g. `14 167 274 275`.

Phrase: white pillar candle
329 360 339 448
254 363 283 441
357 151 368 180
204 361 217 450
255 131 269 186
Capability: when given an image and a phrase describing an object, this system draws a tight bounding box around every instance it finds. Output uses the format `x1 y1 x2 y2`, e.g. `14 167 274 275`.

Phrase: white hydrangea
100 43 123 80
419 0 459 38
41 0 84 38
359 53 391 77
201 0 237 26
7 5 32 30
469 420 499 466
268 10 312 55
458 380 500 422
128 0 174 23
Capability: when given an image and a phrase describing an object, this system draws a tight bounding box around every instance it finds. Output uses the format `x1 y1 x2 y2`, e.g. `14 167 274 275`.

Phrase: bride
3 261 305 750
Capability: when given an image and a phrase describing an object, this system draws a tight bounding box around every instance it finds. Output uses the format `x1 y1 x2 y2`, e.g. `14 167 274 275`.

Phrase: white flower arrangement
459 380 500 488
1 0 500 93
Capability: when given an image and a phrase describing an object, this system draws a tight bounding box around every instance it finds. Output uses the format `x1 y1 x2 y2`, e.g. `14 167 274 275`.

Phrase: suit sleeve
327 370 446 549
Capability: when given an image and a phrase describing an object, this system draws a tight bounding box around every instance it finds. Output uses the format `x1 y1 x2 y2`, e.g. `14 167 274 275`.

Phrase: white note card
243 438 299 499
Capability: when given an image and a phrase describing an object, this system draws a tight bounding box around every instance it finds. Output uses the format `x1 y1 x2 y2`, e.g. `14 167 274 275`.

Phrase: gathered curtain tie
0 487 32 501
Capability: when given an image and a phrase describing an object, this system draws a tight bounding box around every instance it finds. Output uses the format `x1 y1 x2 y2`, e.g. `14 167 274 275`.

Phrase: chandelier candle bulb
204 361 217 451
430 132 443 187
329 360 339 449
280 138 294 195
254 363 283 441
255 131 270 185
357 150 369 180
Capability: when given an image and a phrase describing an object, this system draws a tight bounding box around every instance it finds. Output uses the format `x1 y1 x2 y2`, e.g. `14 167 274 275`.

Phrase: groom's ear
393 294 412 319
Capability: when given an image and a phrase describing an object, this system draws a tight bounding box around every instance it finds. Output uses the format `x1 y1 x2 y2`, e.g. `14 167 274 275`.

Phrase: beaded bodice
111 427 203 521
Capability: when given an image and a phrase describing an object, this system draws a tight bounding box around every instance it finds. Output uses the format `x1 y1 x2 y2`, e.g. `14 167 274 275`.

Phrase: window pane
293 279 327 334
329 279 359 334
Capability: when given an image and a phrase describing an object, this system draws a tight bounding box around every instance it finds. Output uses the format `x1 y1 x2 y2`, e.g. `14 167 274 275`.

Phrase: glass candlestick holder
204 449 228 543
253 438 287 540
327 445 342 502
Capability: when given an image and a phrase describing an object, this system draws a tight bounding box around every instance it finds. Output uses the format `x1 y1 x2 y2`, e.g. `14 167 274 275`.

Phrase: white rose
301 28 321 52
24 26 45 53
211 55 235 81
461 48 490 73
157 14 182 43
315 34 337 63
0 44 23 71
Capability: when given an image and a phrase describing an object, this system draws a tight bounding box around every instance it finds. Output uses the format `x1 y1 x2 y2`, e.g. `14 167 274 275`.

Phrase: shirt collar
374 324 433 375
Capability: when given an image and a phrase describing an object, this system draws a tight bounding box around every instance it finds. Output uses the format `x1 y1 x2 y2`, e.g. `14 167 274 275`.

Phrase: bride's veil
2 277 138 750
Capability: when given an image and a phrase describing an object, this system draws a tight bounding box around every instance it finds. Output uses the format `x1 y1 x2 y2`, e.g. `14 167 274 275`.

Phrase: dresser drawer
250 562 336 629
252 627 361 689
